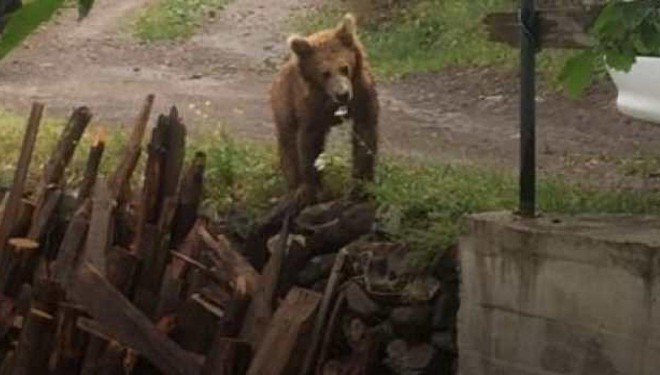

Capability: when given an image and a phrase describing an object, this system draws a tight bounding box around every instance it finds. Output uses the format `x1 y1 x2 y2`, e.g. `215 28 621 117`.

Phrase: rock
345 281 380 318
389 305 432 342
190 73 203 80
296 253 337 287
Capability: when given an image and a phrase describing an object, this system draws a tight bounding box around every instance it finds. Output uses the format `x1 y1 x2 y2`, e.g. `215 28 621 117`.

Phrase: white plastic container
608 56 660 124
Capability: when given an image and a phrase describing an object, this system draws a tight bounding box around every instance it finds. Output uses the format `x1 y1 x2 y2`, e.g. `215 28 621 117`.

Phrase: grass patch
291 0 574 83
134 0 230 41
2 110 659 265
0 0 65 59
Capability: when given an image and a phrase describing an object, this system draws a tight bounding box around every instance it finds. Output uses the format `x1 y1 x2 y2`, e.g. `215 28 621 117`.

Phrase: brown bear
270 13 379 206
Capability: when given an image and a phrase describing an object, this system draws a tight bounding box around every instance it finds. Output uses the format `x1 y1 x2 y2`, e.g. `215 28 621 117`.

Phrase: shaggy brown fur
270 13 379 205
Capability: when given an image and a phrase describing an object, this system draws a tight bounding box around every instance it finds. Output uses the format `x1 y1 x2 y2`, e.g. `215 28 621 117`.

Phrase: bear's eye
323 71 332 80
340 65 350 76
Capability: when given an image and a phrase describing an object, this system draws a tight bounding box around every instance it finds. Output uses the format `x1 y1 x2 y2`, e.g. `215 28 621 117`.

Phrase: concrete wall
458 212 660 375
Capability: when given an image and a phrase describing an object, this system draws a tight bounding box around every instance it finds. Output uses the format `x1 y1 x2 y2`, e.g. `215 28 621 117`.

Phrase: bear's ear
337 13 357 46
288 35 314 58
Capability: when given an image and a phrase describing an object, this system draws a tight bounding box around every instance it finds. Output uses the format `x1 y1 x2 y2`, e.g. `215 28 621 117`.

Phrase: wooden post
77 133 106 206
71 263 204 375
519 0 537 217
12 279 64 375
0 103 44 253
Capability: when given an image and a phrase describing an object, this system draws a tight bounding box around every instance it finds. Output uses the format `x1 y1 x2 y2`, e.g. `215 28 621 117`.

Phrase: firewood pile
0 97 458 375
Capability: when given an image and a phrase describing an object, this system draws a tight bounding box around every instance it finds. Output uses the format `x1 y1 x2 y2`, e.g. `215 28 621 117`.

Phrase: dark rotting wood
71 263 204 375
202 337 251 375
316 292 347 374
170 152 206 249
50 302 87 375
106 246 139 296
170 296 219 355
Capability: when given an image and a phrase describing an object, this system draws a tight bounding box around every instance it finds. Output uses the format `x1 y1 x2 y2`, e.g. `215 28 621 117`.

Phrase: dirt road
1 0 659 189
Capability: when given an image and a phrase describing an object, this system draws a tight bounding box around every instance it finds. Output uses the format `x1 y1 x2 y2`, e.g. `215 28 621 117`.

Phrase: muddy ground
1 0 659 189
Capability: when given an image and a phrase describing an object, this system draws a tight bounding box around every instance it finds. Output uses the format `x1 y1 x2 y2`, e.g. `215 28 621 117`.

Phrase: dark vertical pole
519 0 537 217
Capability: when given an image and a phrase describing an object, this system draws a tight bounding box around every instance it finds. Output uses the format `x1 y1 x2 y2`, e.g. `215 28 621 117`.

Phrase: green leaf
605 46 637 72
640 20 660 55
559 51 597 98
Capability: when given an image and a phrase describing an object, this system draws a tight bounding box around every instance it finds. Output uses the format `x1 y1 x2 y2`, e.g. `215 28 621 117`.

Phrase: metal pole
519 0 537 217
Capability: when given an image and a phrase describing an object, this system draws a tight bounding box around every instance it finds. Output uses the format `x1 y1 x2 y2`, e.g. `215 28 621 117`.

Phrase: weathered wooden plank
71 262 204 375
83 179 115 275
247 287 322 375
483 6 604 49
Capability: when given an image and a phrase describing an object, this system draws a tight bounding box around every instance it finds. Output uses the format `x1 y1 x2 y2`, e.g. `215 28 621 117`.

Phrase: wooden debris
71 263 204 375
247 287 321 375
83 179 114 275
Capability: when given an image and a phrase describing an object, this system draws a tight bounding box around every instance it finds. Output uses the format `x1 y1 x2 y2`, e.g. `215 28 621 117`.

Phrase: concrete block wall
458 212 660 375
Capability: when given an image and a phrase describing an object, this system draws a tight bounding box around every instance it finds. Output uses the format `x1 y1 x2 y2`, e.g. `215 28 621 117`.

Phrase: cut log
71 262 204 375
108 94 154 203
300 248 349 375
202 337 251 375
302 201 375 255
0 102 44 254
247 287 322 375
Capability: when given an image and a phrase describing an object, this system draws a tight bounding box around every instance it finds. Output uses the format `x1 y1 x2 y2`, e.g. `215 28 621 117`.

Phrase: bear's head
288 14 363 105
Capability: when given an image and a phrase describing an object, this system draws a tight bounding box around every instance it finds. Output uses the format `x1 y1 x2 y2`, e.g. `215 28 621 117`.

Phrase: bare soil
1 0 659 189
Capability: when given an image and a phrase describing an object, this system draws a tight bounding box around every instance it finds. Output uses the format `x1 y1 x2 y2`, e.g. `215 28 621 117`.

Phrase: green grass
292 0 575 83
134 0 230 41
0 0 65 59
2 109 659 265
